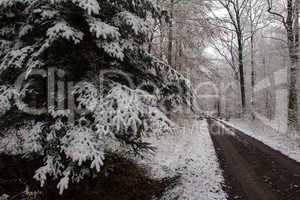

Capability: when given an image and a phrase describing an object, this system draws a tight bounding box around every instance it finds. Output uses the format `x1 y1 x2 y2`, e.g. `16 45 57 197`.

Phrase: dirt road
207 119 300 200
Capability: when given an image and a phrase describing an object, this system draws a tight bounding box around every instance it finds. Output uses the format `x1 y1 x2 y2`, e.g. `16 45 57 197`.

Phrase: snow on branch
0 86 18 116
0 46 34 72
0 121 44 155
34 155 64 188
93 84 175 139
100 41 125 60
0 0 33 8
61 126 105 171
0 0 191 195
47 21 84 44
115 11 149 35
71 0 100 15
50 0 100 15
87 17 121 40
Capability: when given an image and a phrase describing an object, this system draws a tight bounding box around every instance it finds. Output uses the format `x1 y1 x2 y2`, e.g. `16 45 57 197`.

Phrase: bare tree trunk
178 40 183 71
250 35 255 120
250 0 256 120
175 38 183 71
267 0 300 131
215 0 248 113
168 0 174 66
217 99 221 117
175 39 179 69
295 0 300 130
237 33 246 113
148 31 154 54
263 57 272 119
236 0 246 114
159 23 164 60
287 0 299 130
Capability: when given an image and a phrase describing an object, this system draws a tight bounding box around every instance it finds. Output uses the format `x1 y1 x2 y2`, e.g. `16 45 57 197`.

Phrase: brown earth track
207 119 300 200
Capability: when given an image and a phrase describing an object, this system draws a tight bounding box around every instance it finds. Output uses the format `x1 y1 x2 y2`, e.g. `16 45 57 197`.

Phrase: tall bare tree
214 0 250 113
168 0 174 66
267 0 300 130
150 0 209 70
246 0 267 120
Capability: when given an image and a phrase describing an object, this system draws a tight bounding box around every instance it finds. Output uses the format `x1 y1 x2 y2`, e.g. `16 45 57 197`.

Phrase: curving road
207 119 300 200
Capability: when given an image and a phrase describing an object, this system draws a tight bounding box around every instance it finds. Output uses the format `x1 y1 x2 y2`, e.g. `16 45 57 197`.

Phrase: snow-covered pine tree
0 0 191 194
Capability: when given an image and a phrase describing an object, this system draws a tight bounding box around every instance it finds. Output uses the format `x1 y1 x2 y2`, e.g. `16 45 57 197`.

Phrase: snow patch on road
226 119 300 163
139 119 227 200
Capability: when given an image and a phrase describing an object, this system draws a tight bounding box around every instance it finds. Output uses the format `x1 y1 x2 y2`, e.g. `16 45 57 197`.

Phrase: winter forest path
207 119 300 200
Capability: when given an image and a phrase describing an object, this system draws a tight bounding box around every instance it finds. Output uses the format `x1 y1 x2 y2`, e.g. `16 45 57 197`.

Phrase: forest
0 0 300 200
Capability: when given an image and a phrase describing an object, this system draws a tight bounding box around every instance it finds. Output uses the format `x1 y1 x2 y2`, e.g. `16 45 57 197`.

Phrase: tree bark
148 31 154 54
267 0 300 130
250 34 255 120
178 40 183 71
287 0 299 130
236 0 246 114
295 0 300 130
263 57 272 119
250 0 256 120
237 33 246 113
168 0 174 66
159 23 164 60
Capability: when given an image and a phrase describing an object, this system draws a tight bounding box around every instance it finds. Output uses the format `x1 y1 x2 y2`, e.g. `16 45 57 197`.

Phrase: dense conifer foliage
0 0 191 194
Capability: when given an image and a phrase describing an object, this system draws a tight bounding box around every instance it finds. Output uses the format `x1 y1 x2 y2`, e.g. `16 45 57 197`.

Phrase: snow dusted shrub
0 86 17 116
0 194 9 200
0 0 192 194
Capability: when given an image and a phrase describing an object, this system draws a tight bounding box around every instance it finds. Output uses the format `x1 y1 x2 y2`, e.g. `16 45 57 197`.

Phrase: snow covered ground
224 119 300 163
138 118 227 200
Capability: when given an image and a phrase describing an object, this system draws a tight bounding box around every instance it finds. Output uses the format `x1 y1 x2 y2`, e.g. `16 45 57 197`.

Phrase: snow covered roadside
224 119 300 163
138 119 227 200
